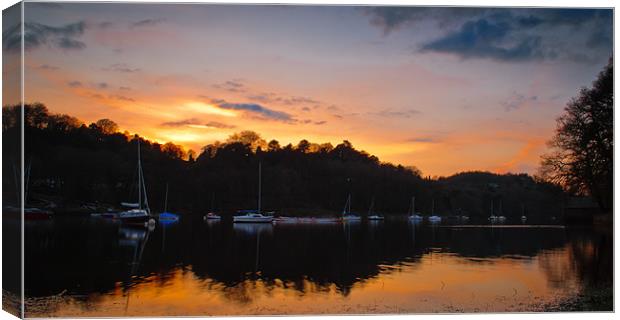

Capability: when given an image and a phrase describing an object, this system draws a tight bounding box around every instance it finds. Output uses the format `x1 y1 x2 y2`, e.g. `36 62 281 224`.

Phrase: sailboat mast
138 139 142 210
164 183 169 212
432 199 435 215
257 162 262 213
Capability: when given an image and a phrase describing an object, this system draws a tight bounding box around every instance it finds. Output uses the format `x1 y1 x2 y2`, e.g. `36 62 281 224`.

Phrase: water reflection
24 217 611 316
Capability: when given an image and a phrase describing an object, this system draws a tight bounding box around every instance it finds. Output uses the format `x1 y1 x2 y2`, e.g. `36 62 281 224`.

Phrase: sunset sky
4 3 613 176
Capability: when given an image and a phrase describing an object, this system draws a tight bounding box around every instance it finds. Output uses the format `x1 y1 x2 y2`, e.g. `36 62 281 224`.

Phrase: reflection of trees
26 217 603 307
538 227 612 292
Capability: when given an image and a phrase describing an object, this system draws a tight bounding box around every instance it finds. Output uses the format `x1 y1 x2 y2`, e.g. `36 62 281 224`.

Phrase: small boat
342 193 361 221
273 216 299 224
234 211 274 223
460 215 470 222
203 194 221 220
24 207 53 220
234 162 273 223
367 197 384 221
118 139 155 225
427 199 441 223
204 212 221 220
428 215 442 223
520 204 527 223
497 216 507 222
158 183 179 223
408 196 423 221
159 212 179 222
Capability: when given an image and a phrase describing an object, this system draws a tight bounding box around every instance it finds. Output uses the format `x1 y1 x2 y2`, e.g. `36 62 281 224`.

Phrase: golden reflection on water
30 245 581 316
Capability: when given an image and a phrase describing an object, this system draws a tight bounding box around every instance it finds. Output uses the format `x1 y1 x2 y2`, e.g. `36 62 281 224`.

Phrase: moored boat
234 162 273 223
117 139 155 225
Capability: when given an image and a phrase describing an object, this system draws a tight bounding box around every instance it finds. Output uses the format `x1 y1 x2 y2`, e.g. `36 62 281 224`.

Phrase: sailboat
367 197 384 221
488 200 499 223
341 193 361 222
520 204 527 223
234 162 274 223
204 193 221 220
158 183 179 223
408 196 423 221
427 199 442 223
117 139 154 225
497 200 507 222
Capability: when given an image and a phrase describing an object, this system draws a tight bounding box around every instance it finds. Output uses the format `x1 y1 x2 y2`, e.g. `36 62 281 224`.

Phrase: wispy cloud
501 92 538 111
131 18 165 28
67 80 82 88
103 63 141 73
36 64 59 70
161 118 236 129
3 21 86 53
212 80 247 93
371 108 421 118
209 98 294 122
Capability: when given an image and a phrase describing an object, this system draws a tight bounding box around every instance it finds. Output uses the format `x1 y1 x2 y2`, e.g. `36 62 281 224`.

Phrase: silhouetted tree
94 119 119 134
539 59 613 210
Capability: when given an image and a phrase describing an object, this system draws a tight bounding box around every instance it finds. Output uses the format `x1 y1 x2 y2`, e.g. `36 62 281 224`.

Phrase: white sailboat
234 162 274 223
520 204 527 223
204 193 221 220
341 193 361 221
427 199 442 223
117 139 154 225
497 200 507 222
367 197 384 221
488 200 499 223
408 196 423 221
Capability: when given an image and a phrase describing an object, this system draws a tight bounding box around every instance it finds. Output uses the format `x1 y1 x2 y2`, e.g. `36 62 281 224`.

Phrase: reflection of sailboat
233 222 274 236
367 197 384 221
234 162 273 223
118 139 154 225
158 183 179 224
342 193 361 222
118 223 153 313
427 199 441 223
408 196 423 222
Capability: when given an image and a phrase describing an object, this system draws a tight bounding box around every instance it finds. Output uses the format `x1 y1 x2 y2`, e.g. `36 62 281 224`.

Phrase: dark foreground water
21 216 611 316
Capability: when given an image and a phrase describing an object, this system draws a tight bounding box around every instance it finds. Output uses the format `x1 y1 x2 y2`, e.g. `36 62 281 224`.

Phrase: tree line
2 102 568 220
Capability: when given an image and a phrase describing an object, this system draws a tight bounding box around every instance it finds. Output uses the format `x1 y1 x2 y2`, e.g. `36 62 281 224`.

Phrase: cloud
131 18 165 28
67 80 82 87
212 80 247 93
210 98 294 122
365 8 611 63
3 21 86 53
363 7 490 35
501 92 538 111
161 118 236 129
407 136 440 143
109 94 135 102
97 82 109 89
36 64 59 70
119 86 131 91
247 92 321 107
420 18 545 62
371 108 421 118
314 120 327 125
103 63 141 73
161 118 201 127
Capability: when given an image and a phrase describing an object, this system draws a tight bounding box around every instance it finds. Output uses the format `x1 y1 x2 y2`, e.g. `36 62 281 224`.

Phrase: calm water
22 216 611 316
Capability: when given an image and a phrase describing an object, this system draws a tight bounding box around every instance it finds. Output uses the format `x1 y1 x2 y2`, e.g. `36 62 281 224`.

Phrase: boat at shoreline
342 193 361 222
117 139 154 225
408 196 423 222
234 162 273 223
158 184 179 223
367 197 384 221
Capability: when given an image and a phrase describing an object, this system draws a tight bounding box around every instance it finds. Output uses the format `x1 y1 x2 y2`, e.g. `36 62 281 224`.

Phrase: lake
21 216 611 316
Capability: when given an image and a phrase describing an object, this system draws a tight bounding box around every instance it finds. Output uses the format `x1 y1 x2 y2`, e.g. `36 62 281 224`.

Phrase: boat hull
233 216 273 223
